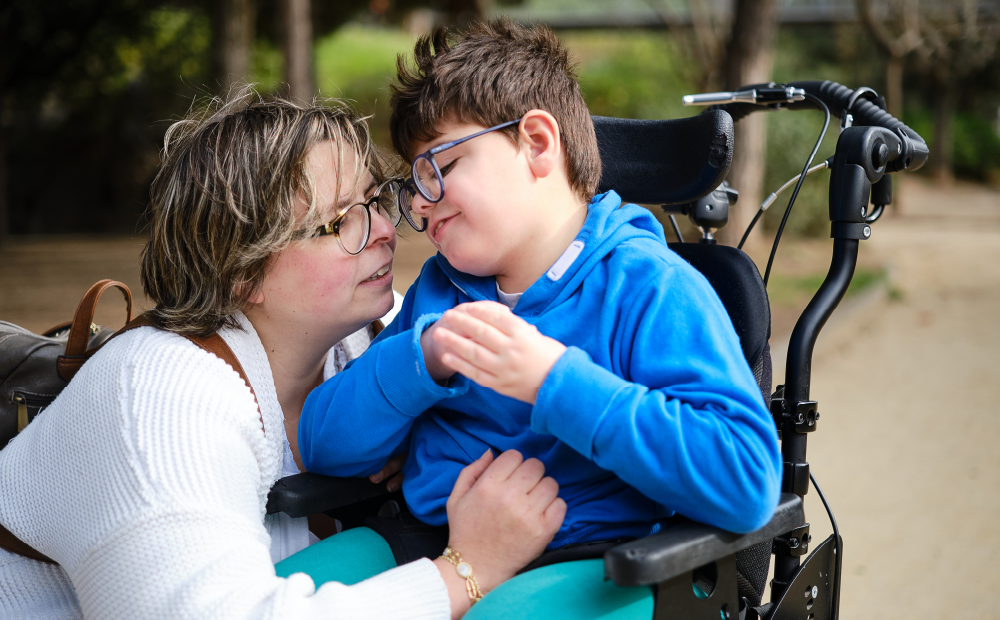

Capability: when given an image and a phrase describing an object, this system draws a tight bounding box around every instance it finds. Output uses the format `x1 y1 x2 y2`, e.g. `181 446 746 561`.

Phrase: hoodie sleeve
299 286 469 477
530 264 782 534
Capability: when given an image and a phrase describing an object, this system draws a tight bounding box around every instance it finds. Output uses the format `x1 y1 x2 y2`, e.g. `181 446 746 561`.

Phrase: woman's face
254 141 397 344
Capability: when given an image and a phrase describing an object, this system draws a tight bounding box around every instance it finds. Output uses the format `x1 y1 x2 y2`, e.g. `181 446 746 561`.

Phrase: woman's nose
368 206 397 247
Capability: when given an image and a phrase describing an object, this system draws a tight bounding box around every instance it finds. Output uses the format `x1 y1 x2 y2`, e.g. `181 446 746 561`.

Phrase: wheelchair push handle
686 80 929 174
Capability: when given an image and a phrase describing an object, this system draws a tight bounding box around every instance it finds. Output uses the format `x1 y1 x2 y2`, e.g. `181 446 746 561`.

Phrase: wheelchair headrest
593 110 734 206
668 243 770 369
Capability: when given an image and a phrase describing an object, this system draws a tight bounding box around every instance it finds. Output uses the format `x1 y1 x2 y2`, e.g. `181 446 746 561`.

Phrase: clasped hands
420 301 567 404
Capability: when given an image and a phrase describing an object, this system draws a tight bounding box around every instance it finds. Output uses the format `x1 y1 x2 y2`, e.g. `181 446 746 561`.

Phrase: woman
0 91 565 619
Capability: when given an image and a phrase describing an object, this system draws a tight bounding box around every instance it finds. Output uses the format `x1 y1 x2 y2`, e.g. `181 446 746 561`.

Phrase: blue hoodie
300 191 781 547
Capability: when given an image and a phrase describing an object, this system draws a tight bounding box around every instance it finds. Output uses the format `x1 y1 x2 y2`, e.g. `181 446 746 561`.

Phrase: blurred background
1 0 999 242
1 1 999 618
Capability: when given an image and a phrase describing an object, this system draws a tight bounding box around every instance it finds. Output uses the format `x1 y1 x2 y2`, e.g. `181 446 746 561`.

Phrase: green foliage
767 267 885 307
759 25 883 238
561 31 694 122
312 25 417 147
952 113 1000 181
902 106 1000 182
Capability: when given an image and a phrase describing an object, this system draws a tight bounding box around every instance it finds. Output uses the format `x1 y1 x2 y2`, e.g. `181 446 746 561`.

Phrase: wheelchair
267 80 929 620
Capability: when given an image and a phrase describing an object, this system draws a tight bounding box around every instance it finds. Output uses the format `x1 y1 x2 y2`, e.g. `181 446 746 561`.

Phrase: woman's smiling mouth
365 263 392 282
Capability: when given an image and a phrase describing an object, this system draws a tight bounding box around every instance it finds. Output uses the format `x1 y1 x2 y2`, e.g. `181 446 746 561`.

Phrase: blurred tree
916 0 999 181
645 0 730 92
0 0 153 243
856 0 923 120
0 0 213 238
641 0 778 246
213 0 256 90
282 0 314 100
722 0 779 247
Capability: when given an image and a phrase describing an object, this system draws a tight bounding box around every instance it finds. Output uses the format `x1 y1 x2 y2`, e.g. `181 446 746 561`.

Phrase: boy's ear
518 109 562 180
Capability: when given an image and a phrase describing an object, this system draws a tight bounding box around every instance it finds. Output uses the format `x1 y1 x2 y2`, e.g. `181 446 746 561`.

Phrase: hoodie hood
434 191 666 315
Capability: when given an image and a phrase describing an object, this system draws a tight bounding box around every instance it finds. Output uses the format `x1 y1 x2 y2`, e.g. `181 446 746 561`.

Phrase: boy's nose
409 189 435 215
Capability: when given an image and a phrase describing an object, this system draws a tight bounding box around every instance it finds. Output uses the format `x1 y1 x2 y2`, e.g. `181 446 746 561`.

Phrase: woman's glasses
304 178 421 255
399 118 523 232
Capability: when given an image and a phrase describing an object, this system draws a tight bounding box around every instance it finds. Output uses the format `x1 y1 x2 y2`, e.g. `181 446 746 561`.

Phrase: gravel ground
1 177 997 618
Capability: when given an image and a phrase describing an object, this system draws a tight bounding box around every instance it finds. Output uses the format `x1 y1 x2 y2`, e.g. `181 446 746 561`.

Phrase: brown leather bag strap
57 279 133 381
0 524 56 564
115 314 264 435
2 312 267 566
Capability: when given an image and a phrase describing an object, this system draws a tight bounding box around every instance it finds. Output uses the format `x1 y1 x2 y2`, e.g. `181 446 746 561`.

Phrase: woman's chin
368 282 396 319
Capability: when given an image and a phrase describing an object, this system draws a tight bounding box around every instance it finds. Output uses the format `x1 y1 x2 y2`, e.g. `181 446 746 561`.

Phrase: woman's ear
518 109 562 180
236 281 265 305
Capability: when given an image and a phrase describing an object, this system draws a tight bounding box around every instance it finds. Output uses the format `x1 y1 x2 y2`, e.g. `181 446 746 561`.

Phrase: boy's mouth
431 215 456 242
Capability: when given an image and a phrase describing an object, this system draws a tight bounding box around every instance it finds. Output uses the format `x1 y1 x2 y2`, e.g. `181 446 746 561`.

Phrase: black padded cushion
668 243 770 370
593 111 734 206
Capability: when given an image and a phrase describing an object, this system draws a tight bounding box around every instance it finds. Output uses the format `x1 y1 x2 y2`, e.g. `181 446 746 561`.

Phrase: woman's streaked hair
141 86 383 336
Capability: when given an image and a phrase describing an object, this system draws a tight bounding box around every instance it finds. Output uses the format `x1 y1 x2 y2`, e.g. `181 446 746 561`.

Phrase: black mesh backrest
594 111 734 206
667 243 771 372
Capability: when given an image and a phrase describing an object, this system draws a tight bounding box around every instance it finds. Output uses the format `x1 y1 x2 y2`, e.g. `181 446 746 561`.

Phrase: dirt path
775 177 1000 618
1 178 998 618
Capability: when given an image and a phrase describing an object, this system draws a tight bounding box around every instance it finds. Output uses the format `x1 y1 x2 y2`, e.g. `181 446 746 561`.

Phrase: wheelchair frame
266 80 929 620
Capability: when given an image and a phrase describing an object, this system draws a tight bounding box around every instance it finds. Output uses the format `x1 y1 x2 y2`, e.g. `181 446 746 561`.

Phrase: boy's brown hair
389 17 601 202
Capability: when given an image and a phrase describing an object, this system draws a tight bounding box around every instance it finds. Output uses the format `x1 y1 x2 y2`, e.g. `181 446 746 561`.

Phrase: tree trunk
931 75 955 183
885 54 903 121
720 0 779 247
0 92 9 245
213 0 256 92
283 0 314 102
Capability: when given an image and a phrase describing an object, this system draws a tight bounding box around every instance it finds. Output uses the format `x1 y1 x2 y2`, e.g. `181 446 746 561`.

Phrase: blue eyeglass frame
404 118 523 205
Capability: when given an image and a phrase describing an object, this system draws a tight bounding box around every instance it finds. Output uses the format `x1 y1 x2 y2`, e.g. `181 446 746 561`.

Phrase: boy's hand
421 306 495 382
432 301 567 404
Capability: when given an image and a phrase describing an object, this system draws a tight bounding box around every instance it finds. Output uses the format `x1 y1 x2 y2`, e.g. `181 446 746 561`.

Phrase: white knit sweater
0 308 449 619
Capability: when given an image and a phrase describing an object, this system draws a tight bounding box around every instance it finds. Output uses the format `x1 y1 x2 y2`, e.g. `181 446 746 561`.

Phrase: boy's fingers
434 327 502 369
440 309 509 353
441 352 497 387
460 302 532 338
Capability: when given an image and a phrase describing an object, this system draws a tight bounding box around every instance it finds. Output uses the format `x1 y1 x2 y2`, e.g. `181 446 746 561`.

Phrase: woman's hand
368 453 406 492
434 449 566 618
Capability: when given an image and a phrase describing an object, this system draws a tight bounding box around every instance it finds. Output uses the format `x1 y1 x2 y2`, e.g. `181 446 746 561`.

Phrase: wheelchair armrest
265 472 390 518
604 493 804 587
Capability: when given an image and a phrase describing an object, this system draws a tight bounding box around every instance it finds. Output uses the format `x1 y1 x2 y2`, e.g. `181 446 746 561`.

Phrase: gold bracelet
439 546 483 604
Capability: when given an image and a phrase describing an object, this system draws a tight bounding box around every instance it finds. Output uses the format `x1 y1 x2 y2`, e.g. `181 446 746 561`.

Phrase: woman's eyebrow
330 179 378 213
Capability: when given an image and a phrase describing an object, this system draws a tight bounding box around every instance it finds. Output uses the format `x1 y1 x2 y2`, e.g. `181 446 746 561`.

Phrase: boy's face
409 120 540 280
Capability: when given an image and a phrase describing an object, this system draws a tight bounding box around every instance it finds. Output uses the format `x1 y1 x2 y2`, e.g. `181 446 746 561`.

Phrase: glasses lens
376 182 402 226
399 185 427 232
413 156 442 202
337 204 370 255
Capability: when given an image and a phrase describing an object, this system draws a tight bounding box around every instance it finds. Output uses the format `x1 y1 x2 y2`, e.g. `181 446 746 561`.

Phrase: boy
299 19 781 550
